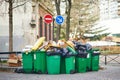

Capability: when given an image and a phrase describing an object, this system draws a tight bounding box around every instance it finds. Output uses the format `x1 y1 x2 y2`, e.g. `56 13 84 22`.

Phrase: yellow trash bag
31 37 45 51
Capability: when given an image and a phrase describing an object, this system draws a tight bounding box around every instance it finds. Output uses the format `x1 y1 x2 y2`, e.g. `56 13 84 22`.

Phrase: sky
99 18 120 34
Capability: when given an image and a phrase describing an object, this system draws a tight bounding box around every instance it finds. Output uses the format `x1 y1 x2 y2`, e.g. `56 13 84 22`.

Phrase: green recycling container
65 56 75 74
86 50 92 71
46 52 61 74
75 53 87 73
60 56 66 74
91 49 100 71
22 51 34 73
34 50 46 74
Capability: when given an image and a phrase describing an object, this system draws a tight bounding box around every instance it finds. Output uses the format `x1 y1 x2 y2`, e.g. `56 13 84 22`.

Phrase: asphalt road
0 65 120 80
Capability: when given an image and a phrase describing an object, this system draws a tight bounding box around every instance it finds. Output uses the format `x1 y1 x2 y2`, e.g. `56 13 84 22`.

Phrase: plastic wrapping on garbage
74 42 92 51
60 46 77 57
85 43 92 51
92 49 101 56
46 46 62 56
76 52 88 58
28 37 94 57
60 48 69 56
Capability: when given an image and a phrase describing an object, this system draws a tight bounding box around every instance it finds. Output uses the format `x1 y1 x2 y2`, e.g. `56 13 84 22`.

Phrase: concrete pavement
0 65 120 80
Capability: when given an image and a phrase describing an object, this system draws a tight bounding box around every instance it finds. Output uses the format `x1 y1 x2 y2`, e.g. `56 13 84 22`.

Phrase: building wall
118 0 120 15
0 1 54 51
0 1 33 51
99 0 119 21
38 3 53 41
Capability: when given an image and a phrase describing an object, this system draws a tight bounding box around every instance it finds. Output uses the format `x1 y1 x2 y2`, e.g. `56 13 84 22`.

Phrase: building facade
99 0 119 21
117 0 120 15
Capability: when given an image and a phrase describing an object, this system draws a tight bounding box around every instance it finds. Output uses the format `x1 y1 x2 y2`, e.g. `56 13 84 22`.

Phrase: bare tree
54 0 72 40
9 1 13 52
70 0 108 40
2 0 29 52
54 0 61 41
65 0 71 40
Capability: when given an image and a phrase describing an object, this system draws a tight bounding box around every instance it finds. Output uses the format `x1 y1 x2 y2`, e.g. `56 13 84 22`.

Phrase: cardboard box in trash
8 59 22 67
57 40 75 49
43 40 75 51
8 54 22 67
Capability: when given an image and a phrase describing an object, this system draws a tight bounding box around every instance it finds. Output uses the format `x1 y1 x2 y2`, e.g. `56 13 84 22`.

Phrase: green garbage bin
34 50 46 74
46 52 61 74
91 49 100 71
86 50 92 71
65 55 75 74
75 52 87 73
60 56 66 74
64 46 76 74
22 51 34 73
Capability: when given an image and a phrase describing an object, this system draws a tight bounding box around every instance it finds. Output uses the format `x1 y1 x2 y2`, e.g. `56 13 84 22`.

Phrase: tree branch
0 0 4 2
4 0 9 2
0 0 4 6
12 0 15 3
12 1 28 9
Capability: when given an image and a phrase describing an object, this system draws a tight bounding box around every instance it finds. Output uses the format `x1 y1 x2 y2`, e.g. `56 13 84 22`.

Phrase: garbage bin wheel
22 69 25 73
45 71 48 74
19 69 24 73
70 70 75 74
31 70 35 73
86 67 92 71
37 70 42 74
14 68 23 73
14 68 18 73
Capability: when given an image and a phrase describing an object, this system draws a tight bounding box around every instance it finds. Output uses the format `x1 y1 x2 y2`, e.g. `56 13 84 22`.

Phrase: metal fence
0 52 120 67
0 52 22 67
100 54 120 65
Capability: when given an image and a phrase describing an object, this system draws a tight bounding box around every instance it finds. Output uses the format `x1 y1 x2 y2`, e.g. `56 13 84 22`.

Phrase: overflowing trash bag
85 43 92 51
46 46 62 56
74 42 92 51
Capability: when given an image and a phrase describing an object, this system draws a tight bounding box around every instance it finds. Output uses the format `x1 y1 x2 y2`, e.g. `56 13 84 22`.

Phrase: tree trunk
66 11 70 40
66 0 71 40
54 0 61 41
9 0 13 52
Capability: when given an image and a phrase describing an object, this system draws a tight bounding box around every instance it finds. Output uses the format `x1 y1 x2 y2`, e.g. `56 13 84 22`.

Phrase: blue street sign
55 15 64 25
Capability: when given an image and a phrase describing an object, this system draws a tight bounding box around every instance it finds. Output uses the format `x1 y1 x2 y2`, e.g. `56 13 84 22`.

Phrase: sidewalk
0 65 22 72
0 65 120 80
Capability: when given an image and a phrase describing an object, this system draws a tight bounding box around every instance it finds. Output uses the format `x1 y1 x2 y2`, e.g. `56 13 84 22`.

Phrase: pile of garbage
28 37 92 56
19 37 100 74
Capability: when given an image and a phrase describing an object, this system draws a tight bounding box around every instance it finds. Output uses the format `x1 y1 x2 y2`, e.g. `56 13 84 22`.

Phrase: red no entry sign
44 14 53 24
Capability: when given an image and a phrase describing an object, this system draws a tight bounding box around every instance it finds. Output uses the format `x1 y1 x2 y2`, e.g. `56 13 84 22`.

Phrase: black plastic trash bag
76 52 88 58
85 43 92 51
46 46 62 56
60 48 69 56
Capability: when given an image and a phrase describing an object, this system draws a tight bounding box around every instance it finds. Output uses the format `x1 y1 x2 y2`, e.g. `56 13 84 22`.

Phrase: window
39 17 43 37
49 24 51 40
44 22 47 40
